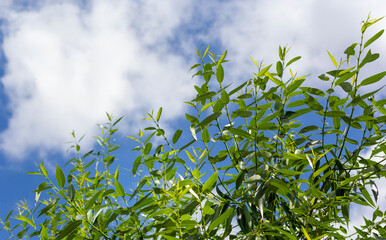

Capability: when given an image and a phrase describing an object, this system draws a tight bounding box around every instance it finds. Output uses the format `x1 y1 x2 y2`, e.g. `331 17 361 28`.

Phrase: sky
0 0 385 237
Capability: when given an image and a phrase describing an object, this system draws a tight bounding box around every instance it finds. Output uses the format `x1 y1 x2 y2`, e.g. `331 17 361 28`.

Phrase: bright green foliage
1 16 386 240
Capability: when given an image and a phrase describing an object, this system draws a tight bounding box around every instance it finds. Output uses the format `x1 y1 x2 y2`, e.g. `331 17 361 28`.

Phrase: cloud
202 0 386 93
0 0 386 164
0 0 197 160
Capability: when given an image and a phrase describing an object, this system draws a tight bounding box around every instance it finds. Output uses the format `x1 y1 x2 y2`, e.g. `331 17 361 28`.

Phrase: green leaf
360 71 386 86
15 215 35 229
276 61 283 78
201 101 216 112
269 179 292 198
202 171 218 192
55 220 82 240
208 207 234 231
190 124 197 140
340 174 361 186
192 91 216 102
202 127 210 143
186 150 196 164
300 87 325 97
199 112 222 128
286 79 305 94
286 56 301 67
342 204 349 222
327 50 338 68
279 46 284 60
325 111 346 117
203 205 215 216
344 43 357 56
299 125 319 133
162 235 179 240
40 163 48 177
232 109 252 118
359 50 379 68
221 89 230 104
376 99 386 106
144 142 152 155
229 81 248 96
318 74 329 81
85 189 104 210
68 184 76 202
238 93 252 99
55 164 65 189
313 164 330 178
266 72 285 88
218 50 227 66
131 195 155 212
166 167 178 181
245 174 262 183
256 64 272 77
361 16 384 33
339 82 352 93
189 63 201 71
114 179 125 197
360 185 375 207
132 155 142 175
172 129 183 144
364 29 384 48
237 207 248 234
186 114 199 124
216 64 224 83
301 226 312 240
41 225 48 240
156 107 162 122
38 198 59 217
228 127 252 140
335 71 356 86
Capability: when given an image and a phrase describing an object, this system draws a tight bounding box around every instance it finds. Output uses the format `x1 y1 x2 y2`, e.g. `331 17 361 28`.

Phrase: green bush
1 15 386 239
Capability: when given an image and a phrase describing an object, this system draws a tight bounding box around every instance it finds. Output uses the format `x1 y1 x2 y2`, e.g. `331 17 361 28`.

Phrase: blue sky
0 0 386 236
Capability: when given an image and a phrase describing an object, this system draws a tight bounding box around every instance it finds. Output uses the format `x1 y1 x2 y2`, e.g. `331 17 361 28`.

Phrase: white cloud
0 0 196 160
0 0 386 165
201 0 386 93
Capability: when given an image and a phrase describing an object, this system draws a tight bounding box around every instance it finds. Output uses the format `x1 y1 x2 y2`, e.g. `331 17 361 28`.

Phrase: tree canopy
1 15 386 240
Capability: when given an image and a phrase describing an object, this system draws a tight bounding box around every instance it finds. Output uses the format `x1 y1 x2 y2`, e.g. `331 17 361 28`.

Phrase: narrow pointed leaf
156 107 162 122
216 64 224 83
55 220 82 240
202 171 218 192
286 56 301 67
327 50 338 67
364 29 384 48
208 207 234 231
360 71 386 86
172 129 183 144
55 164 65 189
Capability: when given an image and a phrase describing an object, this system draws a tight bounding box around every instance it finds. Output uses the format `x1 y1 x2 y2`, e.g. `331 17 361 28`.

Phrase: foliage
1 15 386 240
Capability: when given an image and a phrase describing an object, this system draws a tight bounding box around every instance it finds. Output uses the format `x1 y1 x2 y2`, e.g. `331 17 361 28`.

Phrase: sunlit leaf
216 64 224 83
286 56 301 67
208 207 234 231
202 171 218 192
360 71 386 86
55 220 82 240
55 164 65 189
156 107 162 122
172 129 183 144
327 50 338 68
